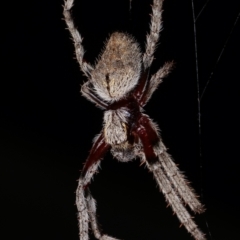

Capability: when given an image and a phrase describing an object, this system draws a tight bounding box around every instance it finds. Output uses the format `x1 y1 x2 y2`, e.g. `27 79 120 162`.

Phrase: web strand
195 0 210 21
129 0 132 11
200 10 240 100
191 0 214 239
191 0 201 148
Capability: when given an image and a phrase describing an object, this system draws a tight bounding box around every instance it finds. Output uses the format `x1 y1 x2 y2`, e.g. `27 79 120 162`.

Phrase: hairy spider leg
132 115 206 240
134 0 165 103
82 133 110 178
137 114 203 210
81 82 108 110
137 114 204 213
77 133 119 240
143 0 164 69
63 0 93 76
133 69 151 102
155 140 205 214
131 60 204 215
139 61 174 107
85 188 120 240
132 114 159 163
146 160 206 240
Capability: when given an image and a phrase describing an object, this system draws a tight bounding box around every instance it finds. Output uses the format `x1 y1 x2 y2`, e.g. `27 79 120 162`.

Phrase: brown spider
63 0 206 239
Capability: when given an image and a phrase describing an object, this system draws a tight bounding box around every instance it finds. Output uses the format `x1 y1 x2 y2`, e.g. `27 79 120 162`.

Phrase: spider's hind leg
147 161 206 240
86 190 121 240
76 133 120 240
132 114 206 240
154 141 205 214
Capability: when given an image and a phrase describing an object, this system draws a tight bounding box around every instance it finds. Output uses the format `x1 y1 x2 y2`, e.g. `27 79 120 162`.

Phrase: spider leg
139 61 174 106
155 140 205 214
132 69 150 103
147 161 206 240
77 133 120 240
86 190 122 240
81 81 108 109
135 0 174 107
132 115 206 240
136 115 205 212
143 0 164 70
63 0 93 77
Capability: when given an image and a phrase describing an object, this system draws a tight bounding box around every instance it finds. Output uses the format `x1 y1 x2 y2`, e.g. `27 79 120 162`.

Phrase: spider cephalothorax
63 0 206 240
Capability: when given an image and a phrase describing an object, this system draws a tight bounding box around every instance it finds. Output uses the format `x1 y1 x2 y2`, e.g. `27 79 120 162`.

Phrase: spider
63 0 206 239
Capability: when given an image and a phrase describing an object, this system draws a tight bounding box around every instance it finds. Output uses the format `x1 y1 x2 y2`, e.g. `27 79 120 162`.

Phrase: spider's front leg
143 0 164 69
139 61 174 106
81 81 108 110
132 115 206 240
63 0 93 77
77 133 120 240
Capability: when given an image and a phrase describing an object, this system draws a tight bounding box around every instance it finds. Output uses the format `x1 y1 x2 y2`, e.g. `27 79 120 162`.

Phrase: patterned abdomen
91 32 142 102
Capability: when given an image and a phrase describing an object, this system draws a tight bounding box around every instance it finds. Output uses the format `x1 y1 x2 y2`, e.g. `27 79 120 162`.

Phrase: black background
1 0 240 239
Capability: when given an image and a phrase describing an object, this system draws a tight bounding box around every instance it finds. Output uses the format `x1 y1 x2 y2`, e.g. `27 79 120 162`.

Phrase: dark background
1 0 240 239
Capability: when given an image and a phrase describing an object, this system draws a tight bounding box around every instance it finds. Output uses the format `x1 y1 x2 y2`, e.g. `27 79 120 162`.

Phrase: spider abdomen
91 32 142 102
